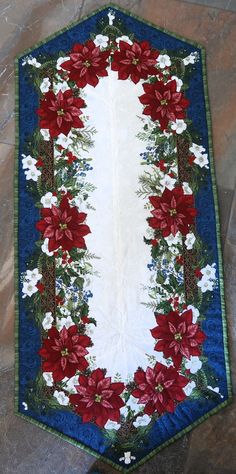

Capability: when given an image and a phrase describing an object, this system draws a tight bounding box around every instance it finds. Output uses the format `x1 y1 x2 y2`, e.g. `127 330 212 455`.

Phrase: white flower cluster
39 73 70 96
22 268 42 298
40 129 50 141
157 54 171 69
40 191 57 208
22 55 41 68
40 77 51 93
184 380 196 396
197 263 217 293
190 143 209 169
185 355 202 373
94 34 109 48
53 390 69 406
116 35 133 46
183 51 199 66
42 312 54 330
185 232 196 250
22 154 41 182
171 119 187 135
56 56 70 71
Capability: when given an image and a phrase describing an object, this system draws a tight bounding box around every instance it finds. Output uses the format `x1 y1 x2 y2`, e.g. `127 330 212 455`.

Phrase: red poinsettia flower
36 196 90 252
111 40 159 84
139 79 190 130
36 89 85 137
148 186 197 237
151 309 206 368
39 325 91 382
132 362 189 415
61 40 110 88
70 368 125 427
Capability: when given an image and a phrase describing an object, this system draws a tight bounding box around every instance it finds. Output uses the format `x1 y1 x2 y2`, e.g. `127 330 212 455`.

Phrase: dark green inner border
14 4 233 473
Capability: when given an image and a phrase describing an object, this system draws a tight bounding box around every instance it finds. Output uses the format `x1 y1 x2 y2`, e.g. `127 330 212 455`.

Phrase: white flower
22 402 28 410
126 395 144 414
40 191 57 208
201 264 216 280
160 175 176 191
25 166 41 182
189 143 206 158
169 246 179 256
53 390 69 406
56 56 70 70
59 307 70 316
41 238 53 256
28 57 41 68
56 133 73 148
185 232 196 250
207 385 224 398
57 316 74 331
194 154 209 169
53 80 70 95
165 232 182 247
120 406 129 418
43 372 54 387
183 52 198 66
25 268 42 283
40 77 50 93
116 35 133 45
157 54 171 69
182 181 193 195
154 351 171 367
133 414 151 428
22 281 38 298
184 380 196 396
187 304 199 323
40 129 50 141
189 142 209 168
64 375 79 394
197 277 214 293
104 420 121 430
185 356 202 374
42 312 54 330
170 75 183 92
22 154 37 170
58 185 68 194
163 130 172 138
171 119 187 134
94 34 109 48
119 452 136 465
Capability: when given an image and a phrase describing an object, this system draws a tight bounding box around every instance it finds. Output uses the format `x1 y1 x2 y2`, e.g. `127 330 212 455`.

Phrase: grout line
0 365 14 376
177 0 236 13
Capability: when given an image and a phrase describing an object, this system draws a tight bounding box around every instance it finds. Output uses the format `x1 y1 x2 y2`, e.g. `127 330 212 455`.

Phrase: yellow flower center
61 348 69 357
155 384 164 393
83 60 91 67
169 208 177 216
132 58 139 65
95 394 102 403
174 332 183 341
59 223 67 230
160 99 168 106
57 109 65 116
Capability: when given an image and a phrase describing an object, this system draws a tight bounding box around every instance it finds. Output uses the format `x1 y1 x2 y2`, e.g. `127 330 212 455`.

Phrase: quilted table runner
15 5 232 472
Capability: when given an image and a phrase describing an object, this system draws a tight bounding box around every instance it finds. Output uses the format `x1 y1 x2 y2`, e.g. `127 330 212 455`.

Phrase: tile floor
0 0 236 472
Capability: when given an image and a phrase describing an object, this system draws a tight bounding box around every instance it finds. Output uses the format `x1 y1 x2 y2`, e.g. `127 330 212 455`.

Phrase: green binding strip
14 55 20 417
14 4 233 473
201 47 232 399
